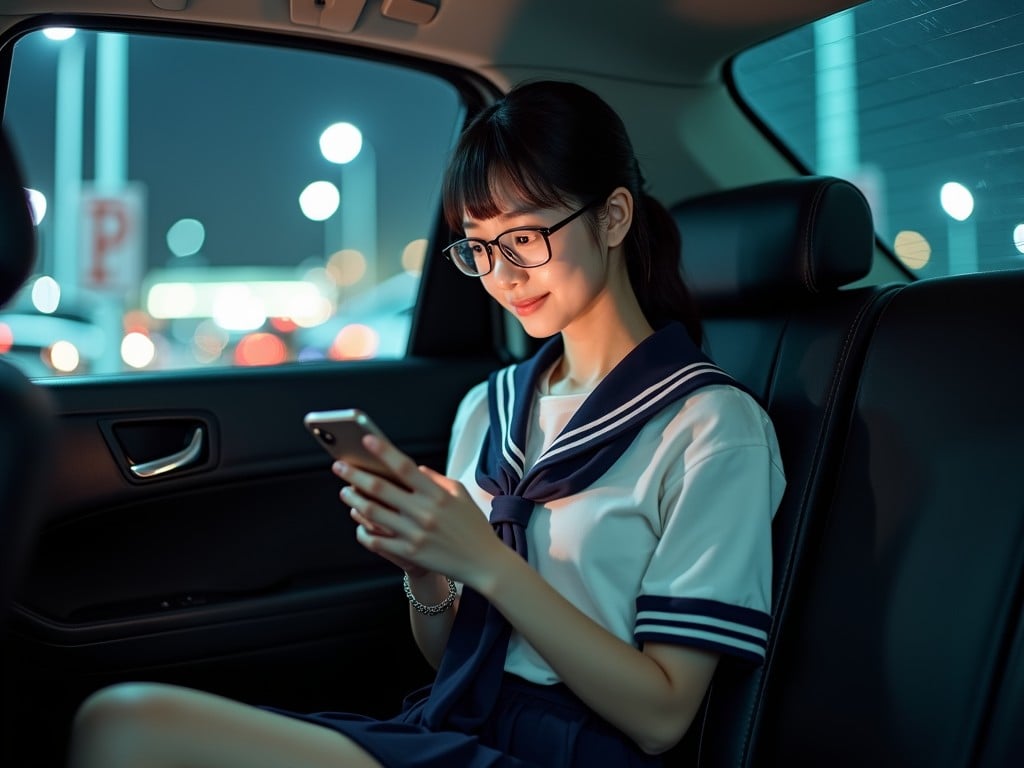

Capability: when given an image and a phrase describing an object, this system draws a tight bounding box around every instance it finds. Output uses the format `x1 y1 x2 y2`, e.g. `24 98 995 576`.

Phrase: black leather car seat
666 177 903 766
0 125 55 751
752 267 1024 767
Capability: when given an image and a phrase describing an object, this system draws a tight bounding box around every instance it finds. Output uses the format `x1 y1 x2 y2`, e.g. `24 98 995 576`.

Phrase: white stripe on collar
539 362 729 464
497 365 525 478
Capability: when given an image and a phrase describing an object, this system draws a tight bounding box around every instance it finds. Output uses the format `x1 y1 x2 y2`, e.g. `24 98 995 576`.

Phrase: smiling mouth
510 295 548 315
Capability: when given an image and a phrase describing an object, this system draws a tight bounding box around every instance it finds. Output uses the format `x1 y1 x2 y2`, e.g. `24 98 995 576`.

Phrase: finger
341 485 408 535
349 507 393 537
417 465 461 496
360 435 435 495
355 520 418 564
335 461 408 509
355 522 389 553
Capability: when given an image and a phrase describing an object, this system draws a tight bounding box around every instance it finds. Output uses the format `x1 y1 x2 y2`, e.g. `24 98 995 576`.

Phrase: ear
604 186 633 249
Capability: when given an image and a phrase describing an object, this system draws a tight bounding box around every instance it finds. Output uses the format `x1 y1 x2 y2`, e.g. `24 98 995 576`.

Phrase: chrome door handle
129 426 204 478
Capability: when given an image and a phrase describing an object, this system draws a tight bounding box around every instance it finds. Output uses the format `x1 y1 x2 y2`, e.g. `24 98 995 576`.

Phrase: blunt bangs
442 109 571 234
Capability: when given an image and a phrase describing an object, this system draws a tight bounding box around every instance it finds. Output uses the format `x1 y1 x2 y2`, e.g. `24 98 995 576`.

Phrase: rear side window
733 0 1024 279
1 28 463 377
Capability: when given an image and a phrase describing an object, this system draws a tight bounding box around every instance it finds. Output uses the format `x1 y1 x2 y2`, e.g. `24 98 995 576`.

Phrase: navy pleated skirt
262 673 663 767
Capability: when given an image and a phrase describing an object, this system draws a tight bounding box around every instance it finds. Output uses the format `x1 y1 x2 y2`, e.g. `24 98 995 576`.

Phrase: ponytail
624 192 703 346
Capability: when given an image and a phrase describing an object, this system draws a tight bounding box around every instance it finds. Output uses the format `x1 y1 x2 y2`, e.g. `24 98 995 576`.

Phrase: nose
487 246 527 285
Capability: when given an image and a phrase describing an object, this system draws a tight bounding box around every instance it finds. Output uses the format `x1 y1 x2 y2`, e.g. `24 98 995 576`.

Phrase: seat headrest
0 127 36 309
671 176 874 313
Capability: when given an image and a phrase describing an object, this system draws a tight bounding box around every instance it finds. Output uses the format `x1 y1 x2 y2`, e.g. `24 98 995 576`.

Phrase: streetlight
298 180 340 222
93 31 131 373
940 181 976 275
319 122 362 164
51 28 84 309
319 121 377 284
814 10 859 179
48 28 132 373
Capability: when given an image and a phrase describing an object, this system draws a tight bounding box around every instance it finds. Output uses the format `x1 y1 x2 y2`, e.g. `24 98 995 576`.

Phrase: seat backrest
667 177 903 765
753 269 1024 767
0 125 55 750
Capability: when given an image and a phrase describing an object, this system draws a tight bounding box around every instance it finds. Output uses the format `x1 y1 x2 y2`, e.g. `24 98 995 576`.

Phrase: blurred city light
235 332 287 366
299 180 340 221
893 230 931 270
49 340 80 372
25 188 46 225
192 320 229 363
320 122 363 164
212 284 266 332
326 248 367 286
940 182 974 221
31 276 61 314
330 323 378 359
167 218 206 257
401 238 427 274
121 331 156 368
0 322 12 353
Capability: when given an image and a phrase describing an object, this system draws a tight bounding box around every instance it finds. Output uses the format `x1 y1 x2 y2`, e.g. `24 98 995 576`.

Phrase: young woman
68 80 785 768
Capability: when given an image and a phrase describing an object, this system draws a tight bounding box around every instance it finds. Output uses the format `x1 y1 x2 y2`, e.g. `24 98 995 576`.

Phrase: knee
74 681 167 732
70 682 182 765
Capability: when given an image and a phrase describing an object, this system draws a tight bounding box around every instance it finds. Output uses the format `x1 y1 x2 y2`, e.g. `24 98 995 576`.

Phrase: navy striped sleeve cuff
634 596 771 664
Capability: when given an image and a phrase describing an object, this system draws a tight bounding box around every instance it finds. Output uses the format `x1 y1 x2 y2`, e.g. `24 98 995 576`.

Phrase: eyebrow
462 206 544 230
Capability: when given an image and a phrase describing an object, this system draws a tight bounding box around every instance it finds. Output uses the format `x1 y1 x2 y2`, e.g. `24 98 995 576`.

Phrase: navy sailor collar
476 321 742 504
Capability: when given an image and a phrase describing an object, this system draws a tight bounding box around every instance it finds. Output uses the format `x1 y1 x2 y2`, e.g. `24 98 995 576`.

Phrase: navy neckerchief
416 321 742 731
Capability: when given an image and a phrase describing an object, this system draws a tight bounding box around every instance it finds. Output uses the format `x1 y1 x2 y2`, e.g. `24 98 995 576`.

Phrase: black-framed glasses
442 200 598 277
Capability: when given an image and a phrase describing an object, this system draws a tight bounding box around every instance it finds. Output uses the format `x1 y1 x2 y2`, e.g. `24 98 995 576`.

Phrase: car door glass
733 0 1024 279
1 28 463 377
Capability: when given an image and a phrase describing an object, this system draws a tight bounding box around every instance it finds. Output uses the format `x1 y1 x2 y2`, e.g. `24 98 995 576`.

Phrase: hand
333 433 505 587
341 482 426 576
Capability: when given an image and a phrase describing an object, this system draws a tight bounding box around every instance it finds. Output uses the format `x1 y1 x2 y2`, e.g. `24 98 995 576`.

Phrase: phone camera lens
313 427 336 444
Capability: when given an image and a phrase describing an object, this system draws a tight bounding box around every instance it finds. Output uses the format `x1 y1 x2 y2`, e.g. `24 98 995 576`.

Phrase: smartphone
303 408 408 489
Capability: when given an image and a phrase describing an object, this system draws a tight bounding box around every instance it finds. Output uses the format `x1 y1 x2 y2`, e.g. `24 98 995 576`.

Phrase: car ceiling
1 0 902 275
0 0 860 86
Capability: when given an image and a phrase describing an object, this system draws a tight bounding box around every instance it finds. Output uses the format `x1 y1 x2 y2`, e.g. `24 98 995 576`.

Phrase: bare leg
68 682 384 768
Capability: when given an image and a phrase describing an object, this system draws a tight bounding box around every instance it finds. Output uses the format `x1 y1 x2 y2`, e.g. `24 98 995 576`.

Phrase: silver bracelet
403 572 457 616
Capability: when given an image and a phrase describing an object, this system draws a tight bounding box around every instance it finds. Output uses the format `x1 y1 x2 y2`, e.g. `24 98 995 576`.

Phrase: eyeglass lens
448 229 550 275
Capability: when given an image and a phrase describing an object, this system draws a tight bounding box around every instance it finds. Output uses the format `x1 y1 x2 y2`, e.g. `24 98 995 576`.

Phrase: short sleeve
445 379 489 477
634 390 783 664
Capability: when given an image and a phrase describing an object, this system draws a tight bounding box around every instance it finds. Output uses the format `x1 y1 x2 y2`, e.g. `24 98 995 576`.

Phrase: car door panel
7 356 498 764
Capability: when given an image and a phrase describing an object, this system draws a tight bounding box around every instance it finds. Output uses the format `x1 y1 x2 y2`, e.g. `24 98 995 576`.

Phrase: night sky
4 28 464 290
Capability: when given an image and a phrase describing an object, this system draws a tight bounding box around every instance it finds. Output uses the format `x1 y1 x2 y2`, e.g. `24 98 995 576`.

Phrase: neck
550 302 654 396
545 245 656 394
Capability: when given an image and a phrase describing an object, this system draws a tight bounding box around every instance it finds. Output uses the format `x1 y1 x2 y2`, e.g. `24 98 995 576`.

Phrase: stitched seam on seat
735 284 902 766
800 181 830 294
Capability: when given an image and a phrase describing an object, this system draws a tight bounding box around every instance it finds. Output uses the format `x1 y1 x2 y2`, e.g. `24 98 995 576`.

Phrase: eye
514 231 544 247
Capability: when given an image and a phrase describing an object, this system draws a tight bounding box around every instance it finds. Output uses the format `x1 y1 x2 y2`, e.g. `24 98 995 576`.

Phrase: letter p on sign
79 184 146 294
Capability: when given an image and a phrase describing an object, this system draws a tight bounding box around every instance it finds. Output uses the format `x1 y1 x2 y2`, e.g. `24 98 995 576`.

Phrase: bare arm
476 544 718 754
404 571 458 669
337 440 718 755
341 485 459 670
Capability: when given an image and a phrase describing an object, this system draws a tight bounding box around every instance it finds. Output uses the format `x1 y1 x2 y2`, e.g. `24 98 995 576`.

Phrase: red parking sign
79 183 146 293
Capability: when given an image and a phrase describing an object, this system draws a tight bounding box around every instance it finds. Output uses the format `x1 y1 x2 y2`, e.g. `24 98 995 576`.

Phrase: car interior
1 1 1022 767
0 105 57 749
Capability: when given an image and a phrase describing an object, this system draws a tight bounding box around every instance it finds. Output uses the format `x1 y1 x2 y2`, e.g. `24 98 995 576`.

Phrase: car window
1 28 464 377
732 0 1023 279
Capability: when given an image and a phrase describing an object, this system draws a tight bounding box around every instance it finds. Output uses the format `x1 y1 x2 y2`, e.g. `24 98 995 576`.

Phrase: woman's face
463 197 621 339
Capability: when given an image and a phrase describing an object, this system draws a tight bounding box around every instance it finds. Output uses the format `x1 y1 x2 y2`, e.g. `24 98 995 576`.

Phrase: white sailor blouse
444 326 786 685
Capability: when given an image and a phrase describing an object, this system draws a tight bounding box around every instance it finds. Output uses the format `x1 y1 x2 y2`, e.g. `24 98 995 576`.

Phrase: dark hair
441 79 702 345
